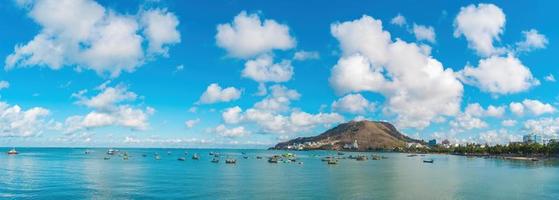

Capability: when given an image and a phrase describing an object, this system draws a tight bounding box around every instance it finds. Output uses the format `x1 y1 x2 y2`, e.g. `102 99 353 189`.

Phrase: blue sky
1 0 558 148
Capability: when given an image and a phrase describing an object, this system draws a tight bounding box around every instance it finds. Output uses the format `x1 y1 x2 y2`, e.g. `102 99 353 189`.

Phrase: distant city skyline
1 0 559 148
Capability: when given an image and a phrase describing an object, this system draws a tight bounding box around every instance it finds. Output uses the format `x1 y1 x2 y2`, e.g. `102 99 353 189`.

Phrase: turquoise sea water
0 148 558 199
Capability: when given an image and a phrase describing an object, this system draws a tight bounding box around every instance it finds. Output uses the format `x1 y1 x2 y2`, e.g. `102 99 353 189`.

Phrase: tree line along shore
400 142 559 160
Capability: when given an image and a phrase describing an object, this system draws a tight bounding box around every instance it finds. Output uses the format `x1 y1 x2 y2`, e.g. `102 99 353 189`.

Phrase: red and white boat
7 148 18 155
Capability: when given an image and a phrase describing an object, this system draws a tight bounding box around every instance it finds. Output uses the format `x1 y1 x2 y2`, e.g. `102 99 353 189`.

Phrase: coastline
270 147 559 161
4 146 558 161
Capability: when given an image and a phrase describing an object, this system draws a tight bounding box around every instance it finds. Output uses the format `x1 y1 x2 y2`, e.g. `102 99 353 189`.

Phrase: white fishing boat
106 148 118 155
7 148 18 155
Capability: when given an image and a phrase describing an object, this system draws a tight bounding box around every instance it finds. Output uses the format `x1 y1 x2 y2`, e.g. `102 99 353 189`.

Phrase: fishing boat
106 148 118 155
192 153 200 160
7 148 18 155
423 159 434 163
211 158 219 163
407 154 418 157
268 157 279 163
256 156 263 159
178 157 186 161
104 157 110 160
356 155 368 161
337 152 345 156
209 152 215 156
155 155 161 160
225 159 237 164
243 156 249 159
321 156 333 162
282 153 296 160
371 155 382 160
327 159 338 165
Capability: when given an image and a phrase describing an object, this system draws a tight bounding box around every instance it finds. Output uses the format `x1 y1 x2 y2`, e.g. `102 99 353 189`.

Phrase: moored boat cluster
17 148 545 165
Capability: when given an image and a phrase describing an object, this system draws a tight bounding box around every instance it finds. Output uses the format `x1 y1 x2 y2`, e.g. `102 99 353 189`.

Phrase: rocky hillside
271 120 423 151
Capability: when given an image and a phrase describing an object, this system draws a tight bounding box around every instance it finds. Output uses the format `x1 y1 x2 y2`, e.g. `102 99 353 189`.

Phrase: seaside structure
343 140 359 150
523 134 542 144
543 138 559 145
406 142 425 148
428 139 437 146
285 141 327 150
441 140 451 148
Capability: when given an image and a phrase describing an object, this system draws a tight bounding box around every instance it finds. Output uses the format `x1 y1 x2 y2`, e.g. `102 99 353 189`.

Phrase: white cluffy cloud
216 11 296 58
432 129 522 146
331 93 375 114
509 99 555 116
464 103 505 118
242 109 344 135
5 0 181 77
509 102 524 116
501 119 517 127
293 51 320 61
253 85 300 113
329 15 463 129
453 3 506 57
0 81 9 90
450 103 507 131
390 14 406 26
222 106 243 124
73 83 137 111
220 85 344 136
141 8 181 55
65 82 155 133
185 118 200 128
516 29 548 52
524 118 559 139
198 83 242 104
450 113 487 131
242 54 293 83
412 24 436 43
213 124 249 138
459 55 539 95
216 11 297 97
477 129 521 145
0 101 53 137
521 99 555 116
544 74 556 82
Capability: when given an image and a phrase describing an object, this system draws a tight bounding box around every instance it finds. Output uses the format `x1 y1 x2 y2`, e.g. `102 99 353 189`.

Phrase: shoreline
271 148 559 161
3 147 558 161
